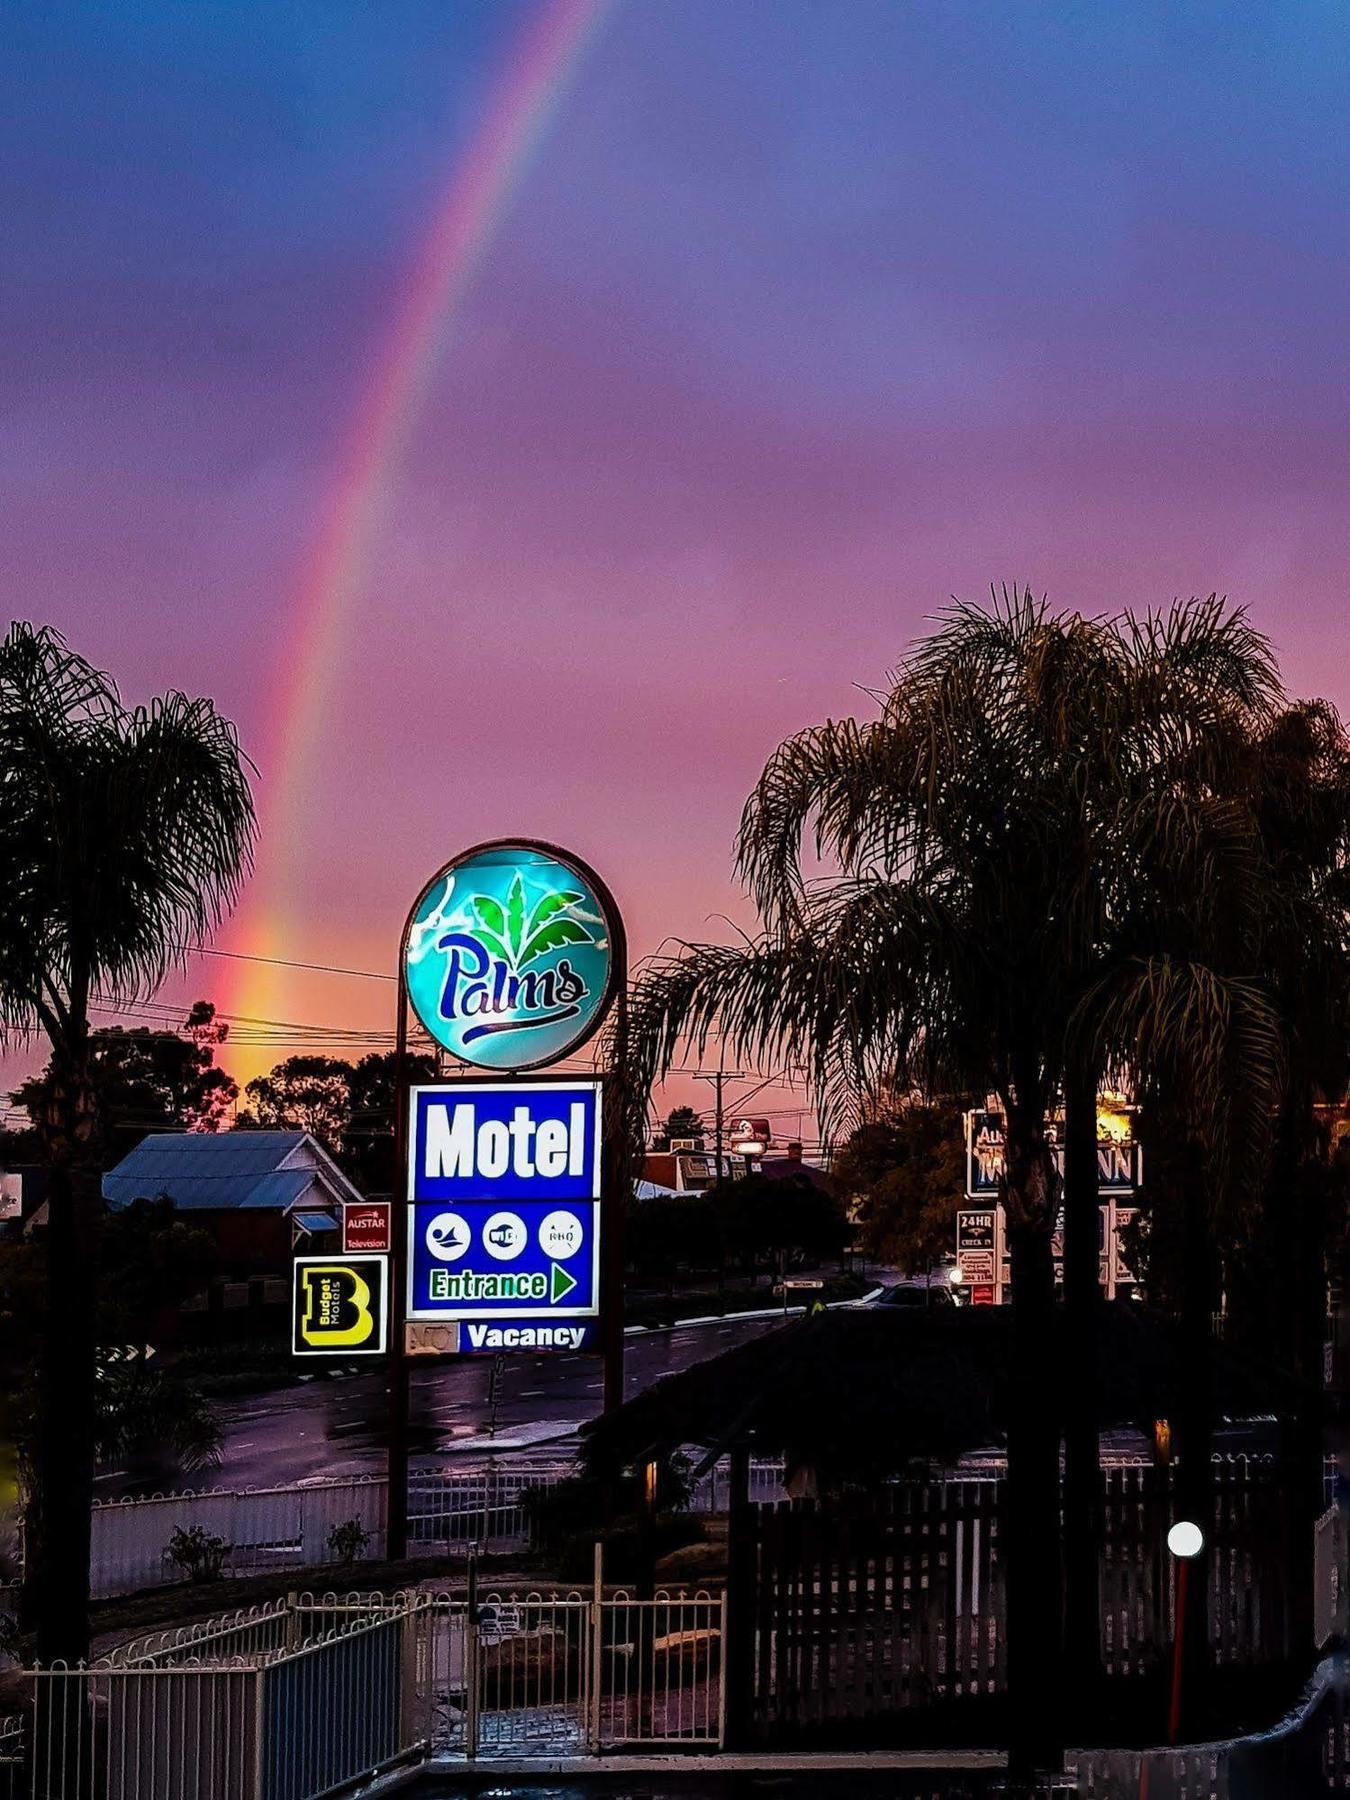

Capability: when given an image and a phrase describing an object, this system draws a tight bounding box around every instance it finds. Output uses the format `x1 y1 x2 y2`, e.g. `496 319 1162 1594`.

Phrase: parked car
874 1279 958 1309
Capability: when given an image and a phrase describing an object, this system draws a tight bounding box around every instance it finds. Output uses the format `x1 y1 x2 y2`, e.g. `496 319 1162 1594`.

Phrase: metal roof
102 1131 359 1213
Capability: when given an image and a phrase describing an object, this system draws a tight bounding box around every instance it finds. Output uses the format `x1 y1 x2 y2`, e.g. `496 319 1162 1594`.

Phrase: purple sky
5 1 1350 1127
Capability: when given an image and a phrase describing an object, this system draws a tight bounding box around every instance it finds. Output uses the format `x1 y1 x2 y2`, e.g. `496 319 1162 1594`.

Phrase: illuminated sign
403 842 619 1071
343 1201 391 1253
964 1108 1140 1199
293 1255 389 1355
407 1079 602 1323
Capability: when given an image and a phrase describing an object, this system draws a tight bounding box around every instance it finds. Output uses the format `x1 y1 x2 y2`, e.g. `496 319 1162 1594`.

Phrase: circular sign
424 1212 470 1262
403 841 621 1070
539 1210 584 1260
481 1212 527 1260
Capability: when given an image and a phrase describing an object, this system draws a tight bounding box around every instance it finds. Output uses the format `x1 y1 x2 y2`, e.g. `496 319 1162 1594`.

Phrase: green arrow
550 1262 577 1305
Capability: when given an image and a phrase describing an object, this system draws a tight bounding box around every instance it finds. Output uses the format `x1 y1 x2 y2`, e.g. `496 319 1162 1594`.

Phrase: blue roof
102 1132 348 1213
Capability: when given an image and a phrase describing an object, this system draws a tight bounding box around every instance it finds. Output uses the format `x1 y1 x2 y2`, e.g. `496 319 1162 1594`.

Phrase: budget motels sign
406 1079 602 1324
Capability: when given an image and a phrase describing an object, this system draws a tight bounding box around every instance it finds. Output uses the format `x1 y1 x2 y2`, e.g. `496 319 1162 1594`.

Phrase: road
119 1311 796 1496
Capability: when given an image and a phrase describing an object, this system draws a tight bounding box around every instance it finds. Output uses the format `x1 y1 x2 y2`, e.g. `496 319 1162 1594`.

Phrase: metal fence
82 1459 572 1598
10 1574 725 1796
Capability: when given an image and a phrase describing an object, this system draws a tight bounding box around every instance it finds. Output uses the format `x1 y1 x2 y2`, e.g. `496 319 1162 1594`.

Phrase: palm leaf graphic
518 915 595 968
506 874 527 961
473 894 507 938
527 889 584 938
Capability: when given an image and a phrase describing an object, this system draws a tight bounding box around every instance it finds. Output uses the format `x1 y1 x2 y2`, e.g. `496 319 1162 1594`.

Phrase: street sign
293 1254 389 1355
344 1201 391 1253
407 1079 603 1324
402 841 621 1072
402 1318 602 1354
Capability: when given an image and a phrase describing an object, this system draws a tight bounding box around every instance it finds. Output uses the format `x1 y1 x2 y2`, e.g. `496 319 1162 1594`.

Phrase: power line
170 943 394 983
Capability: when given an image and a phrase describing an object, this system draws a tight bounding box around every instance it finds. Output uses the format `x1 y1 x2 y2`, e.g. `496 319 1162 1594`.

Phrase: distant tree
717 1170 849 1277
342 1050 436 1193
834 1102 965 1274
235 1050 437 1189
651 1105 705 1150
14 1001 236 1166
238 1055 352 1153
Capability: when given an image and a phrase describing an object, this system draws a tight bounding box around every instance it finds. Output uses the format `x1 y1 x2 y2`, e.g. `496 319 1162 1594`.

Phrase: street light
1166 1519 1204 1745
1167 1520 1204 1560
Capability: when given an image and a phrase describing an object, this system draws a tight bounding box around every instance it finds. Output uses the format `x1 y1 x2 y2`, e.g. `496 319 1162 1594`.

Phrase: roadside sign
407 1079 603 1324
0 1172 21 1222
965 1108 1140 1199
782 1277 825 1290
402 842 621 1072
293 1254 389 1355
344 1201 391 1253
970 1283 996 1306
404 1318 602 1354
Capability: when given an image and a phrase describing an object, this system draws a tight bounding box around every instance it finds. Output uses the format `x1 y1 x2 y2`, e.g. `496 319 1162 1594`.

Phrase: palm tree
632 593 1145 1768
631 591 1291 1766
0 623 254 1663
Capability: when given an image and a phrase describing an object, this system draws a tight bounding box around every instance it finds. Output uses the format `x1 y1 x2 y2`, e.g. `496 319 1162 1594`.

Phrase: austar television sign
406 1079 602 1322
402 841 619 1072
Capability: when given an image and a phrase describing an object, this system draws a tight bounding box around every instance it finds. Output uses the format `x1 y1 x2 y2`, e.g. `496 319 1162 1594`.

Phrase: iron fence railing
10 1575 726 1796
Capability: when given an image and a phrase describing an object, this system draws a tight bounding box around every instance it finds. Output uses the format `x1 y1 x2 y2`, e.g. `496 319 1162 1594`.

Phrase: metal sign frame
292 1253 390 1356
405 1074 604 1323
399 838 624 1074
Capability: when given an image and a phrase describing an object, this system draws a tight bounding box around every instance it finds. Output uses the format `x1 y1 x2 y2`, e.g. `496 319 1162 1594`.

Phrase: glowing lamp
1167 1520 1204 1559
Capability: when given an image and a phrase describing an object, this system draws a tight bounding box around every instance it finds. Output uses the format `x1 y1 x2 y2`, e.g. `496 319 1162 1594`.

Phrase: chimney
787 1140 803 1162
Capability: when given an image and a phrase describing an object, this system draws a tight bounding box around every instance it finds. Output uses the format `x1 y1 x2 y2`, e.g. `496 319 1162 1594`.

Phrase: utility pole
693 1067 744 1182
384 965 411 1562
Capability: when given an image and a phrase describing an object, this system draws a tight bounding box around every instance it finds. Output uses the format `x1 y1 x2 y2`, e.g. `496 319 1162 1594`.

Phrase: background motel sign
964 1107 1140 1199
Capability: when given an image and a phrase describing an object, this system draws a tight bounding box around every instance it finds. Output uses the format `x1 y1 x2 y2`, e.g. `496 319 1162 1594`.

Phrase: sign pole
385 962 411 1563
601 937 629 1415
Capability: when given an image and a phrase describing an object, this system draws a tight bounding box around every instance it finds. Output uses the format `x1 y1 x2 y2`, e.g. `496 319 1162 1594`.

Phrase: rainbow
227 0 615 1075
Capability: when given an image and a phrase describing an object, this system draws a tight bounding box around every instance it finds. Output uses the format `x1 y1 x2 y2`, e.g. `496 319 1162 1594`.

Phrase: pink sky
5 1 1350 1135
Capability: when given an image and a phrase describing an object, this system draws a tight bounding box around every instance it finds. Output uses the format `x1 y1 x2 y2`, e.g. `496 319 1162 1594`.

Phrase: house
102 1130 363 1329
641 1139 832 1195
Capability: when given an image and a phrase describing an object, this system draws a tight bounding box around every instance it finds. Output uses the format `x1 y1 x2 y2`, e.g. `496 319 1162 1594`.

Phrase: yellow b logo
300 1264 375 1347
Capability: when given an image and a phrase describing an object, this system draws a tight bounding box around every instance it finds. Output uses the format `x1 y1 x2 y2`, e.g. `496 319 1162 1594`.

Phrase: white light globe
1167 1520 1204 1559
948 1266 964 1285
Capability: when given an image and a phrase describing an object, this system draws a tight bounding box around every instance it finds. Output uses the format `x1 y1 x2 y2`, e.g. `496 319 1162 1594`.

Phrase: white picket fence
86 1460 572 1599
80 1453 787 1599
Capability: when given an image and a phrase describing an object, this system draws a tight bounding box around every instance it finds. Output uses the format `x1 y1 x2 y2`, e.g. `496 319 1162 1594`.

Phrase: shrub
165 1523 229 1583
327 1517 371 1565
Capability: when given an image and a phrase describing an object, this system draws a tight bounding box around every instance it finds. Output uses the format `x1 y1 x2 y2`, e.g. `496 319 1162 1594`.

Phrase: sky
5 0 1350 1128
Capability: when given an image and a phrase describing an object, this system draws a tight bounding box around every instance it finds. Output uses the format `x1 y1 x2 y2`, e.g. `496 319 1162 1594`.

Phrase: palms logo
431 872 604 1047
404 843 619 1071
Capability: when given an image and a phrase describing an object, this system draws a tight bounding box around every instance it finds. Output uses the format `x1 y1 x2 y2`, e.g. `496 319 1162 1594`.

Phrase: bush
165 1523 229 1583
327 1517 371 1565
